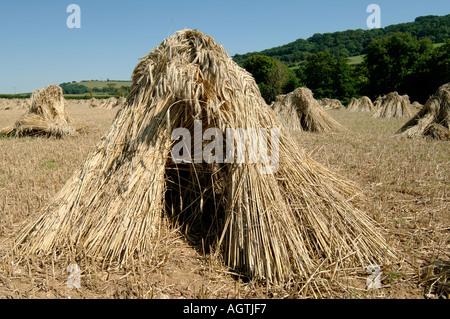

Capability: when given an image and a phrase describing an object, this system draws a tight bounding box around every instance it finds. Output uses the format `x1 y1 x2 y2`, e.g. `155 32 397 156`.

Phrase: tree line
60 82 129 97
233 14 450 67
242 32 449 105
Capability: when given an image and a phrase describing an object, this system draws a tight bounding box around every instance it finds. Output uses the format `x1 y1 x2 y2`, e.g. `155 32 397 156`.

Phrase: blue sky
0 0 449 93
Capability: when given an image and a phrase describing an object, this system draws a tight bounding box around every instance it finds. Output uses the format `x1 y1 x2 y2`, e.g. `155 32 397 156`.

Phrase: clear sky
0 0 449 93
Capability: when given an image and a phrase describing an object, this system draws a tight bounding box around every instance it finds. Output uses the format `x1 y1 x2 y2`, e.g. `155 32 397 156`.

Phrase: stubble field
0 102 448 299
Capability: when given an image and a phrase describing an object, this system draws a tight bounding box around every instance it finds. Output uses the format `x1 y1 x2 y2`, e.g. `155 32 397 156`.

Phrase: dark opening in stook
164 136 228 253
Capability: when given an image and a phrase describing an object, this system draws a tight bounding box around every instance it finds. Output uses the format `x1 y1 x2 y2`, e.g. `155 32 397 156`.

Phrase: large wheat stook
15 30 395 283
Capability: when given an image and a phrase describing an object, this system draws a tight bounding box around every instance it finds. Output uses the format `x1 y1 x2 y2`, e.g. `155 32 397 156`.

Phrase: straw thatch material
0 98 29 110
115 97 126 109
88 97 126 110
0 85 83 137
373 92 414 119
397 83 450 140
373 96 382 110
0 99 10 110
347 96 376 113
411 101 423 113
270 94 302 131
101 97 118 110
319 98 344 110
89 98 103 108
419 259 450 298
272 88 346 132
14 30 394 284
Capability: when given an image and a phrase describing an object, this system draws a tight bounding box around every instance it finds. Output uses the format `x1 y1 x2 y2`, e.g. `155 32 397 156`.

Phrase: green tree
429 40 450 89
350 63 370 99
59 82 89 94
302 52 335 98
117 86 128 97
243 55 299 103
365 32 433 96
299 51 358 103
106 83 117 95
403 40 450 102
233 14 449 69
332 57 358 103
243 55 276 84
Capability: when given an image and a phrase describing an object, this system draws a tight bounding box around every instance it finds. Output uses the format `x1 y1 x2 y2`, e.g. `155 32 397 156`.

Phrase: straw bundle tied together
270 94 302 131
101 97 117 110
0 85 83 137
347 96 376 113
411 101 423 112
318 98 344 110
373 92 414 119
89 98 103 108
397 83 450 140
271 87 346 132
15 30 395 284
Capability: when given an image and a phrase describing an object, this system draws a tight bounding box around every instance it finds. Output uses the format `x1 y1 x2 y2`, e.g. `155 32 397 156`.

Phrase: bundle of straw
115 97 126 109
15 30 394 283
102 97 117 110
397 83 450 140
319 98 344 110
272 87 346 132
411 101 423 113
373 92 414 119
270 94 302 131
0 85 83 137
89 98 103 108
347 96 376 113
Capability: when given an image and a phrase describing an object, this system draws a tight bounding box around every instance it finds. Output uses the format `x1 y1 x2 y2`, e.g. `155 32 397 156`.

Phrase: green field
63 94 115 99
345 43 443 66
78 80 132 89
288 54 365 71
347 55 365 65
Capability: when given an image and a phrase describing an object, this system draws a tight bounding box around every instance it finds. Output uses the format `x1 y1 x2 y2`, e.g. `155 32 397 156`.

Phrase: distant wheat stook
347 96 376 113
319 98 344 110
373 92 415 119
271 87 345 132
0 85 84 137
14 30 395 284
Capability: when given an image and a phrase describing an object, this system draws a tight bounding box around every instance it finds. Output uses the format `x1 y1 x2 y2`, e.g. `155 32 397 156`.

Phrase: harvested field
0 103 448 299
10 31 387 287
